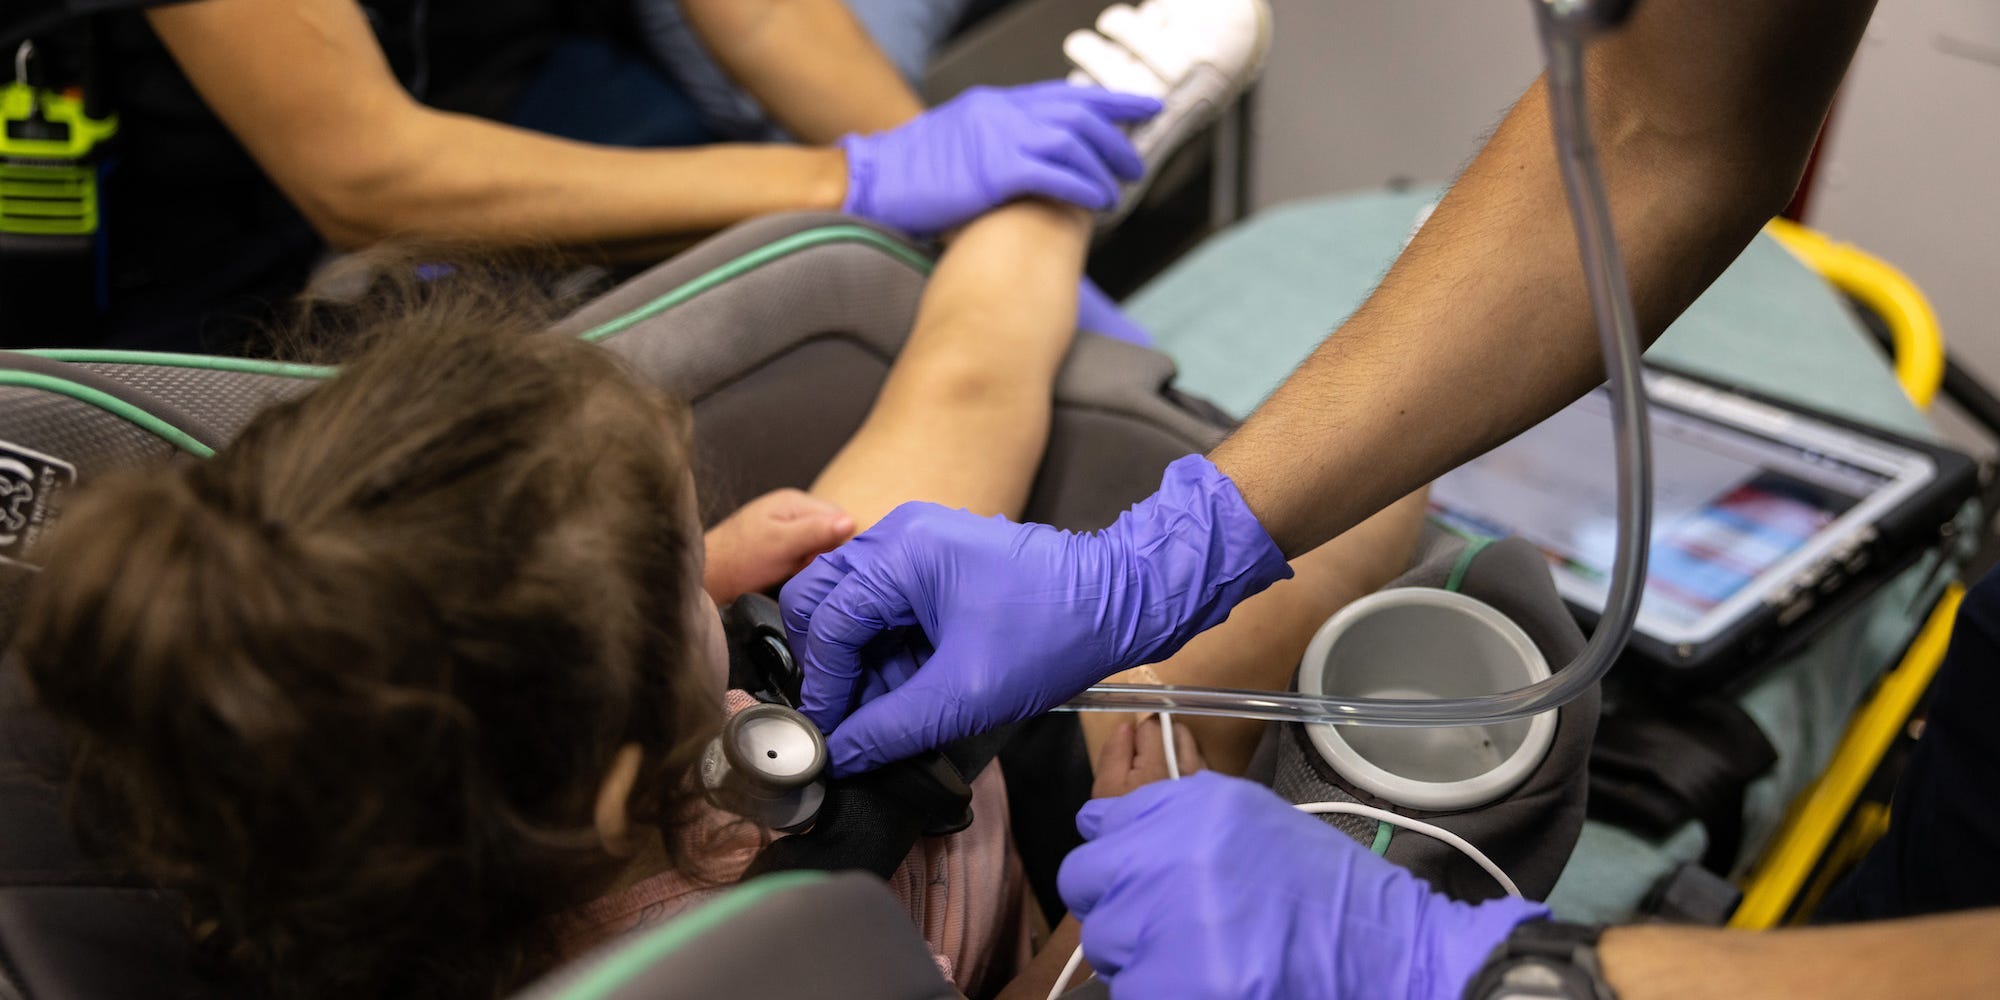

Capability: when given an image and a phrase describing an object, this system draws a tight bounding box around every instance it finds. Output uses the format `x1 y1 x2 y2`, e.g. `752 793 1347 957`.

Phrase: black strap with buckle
724 594 1003 880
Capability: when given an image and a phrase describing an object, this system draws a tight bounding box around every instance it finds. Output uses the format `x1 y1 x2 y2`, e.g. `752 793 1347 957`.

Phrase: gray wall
1249 0 1539 207
1810 0 2000 452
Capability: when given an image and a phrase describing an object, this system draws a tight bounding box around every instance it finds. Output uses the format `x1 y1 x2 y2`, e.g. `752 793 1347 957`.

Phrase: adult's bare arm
148 0 847 250
681 0 927 143
1599 909 2000 998
1213 0 1879 556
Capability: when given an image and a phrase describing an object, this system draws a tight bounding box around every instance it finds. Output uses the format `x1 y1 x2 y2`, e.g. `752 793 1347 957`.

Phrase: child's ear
594 744 646 857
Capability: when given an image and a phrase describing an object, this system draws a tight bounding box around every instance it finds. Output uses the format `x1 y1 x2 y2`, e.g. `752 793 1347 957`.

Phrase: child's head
14 300 723 998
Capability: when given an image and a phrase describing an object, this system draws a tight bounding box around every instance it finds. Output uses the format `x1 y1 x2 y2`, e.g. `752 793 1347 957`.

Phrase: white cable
1040 936 1088 1000
1050 712 1177 1000
1293 801 1522 899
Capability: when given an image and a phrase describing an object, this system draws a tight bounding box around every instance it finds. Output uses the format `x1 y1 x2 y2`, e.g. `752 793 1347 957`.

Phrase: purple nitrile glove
839 82 1160 239
1059 772 1548 1000
780 454 1291 775
1076 277 1153 346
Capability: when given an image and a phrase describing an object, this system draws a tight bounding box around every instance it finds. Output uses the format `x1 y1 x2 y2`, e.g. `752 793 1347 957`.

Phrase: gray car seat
0 212 1229 620
0 212 1594 999
0 212 1235 1000
507 872 956 1000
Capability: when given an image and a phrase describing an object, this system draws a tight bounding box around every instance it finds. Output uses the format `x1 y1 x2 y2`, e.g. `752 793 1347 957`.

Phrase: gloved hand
840 82 1161 238
1076 277 1154 346
1059 772 1548 1000
781 454 1291 775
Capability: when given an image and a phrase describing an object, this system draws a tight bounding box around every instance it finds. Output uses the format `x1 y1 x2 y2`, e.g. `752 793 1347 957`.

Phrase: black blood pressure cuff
1270 525 1602 902
1587 697 1776 873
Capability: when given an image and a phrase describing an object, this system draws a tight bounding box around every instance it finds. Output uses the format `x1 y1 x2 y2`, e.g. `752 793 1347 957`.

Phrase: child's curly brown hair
13 283 720 998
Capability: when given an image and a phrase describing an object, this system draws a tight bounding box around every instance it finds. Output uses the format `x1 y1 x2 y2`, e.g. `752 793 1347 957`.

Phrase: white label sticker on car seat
0 440 76 569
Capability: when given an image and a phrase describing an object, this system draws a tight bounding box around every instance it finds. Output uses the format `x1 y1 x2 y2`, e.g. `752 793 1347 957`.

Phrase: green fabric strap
1370 820 1394 856
1444 535 1496 593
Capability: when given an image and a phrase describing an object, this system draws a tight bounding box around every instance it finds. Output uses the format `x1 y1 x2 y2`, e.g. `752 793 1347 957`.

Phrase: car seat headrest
0 212 1239 999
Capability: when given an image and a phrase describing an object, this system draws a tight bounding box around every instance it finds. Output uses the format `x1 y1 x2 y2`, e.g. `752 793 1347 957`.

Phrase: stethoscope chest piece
701 702 828 834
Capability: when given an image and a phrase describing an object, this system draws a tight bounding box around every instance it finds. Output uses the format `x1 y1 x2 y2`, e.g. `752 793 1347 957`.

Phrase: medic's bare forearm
1598 909 2000 998
148 0 850 251
322 115 848 249
1211 0 1877 557
682 0 926 143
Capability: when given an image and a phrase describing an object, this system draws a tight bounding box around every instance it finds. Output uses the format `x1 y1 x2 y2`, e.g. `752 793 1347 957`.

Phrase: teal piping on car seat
577 225 933 343
0 371 214 457
551 871 830 1000
19 350 338 380
21 225 931 375
9 225 930 457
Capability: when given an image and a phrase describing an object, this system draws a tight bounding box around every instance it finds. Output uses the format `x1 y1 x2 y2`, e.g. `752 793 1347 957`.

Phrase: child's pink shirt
552 691 1034 994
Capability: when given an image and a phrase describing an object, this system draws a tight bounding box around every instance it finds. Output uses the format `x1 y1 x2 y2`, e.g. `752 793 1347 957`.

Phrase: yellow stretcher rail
1731 582 1964 929
1732 220 1959 927
1764 217 1945 411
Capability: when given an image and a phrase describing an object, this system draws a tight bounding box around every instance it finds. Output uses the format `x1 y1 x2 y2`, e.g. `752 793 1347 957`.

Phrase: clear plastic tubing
1059 5 1653 729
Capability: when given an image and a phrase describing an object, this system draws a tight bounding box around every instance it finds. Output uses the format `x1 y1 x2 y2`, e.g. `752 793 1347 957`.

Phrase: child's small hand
704 490 856 605
1092 716 1205 799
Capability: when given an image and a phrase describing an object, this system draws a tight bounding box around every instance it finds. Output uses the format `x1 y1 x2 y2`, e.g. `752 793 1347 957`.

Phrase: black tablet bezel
1437 363 1979 690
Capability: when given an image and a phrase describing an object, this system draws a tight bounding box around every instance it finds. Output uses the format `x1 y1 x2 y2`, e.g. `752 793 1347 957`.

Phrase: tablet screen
1429 376 1930 644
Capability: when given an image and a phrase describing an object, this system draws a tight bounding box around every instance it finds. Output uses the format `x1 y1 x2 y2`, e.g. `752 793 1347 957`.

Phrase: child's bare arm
1092 716 1205 797
1000 718 1201 1000
999 913 1085 1000
810 200 1091 528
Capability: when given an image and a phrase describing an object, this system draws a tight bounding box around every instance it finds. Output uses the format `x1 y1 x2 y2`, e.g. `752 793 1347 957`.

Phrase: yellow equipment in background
1731 219 1960 929
1764 217 1945 411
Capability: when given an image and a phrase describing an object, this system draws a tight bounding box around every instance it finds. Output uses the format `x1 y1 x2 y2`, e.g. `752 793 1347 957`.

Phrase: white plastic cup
1297 588 1558 812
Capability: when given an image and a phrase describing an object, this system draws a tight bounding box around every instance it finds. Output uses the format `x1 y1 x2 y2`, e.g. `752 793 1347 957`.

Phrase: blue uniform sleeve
1821 564 2000 920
